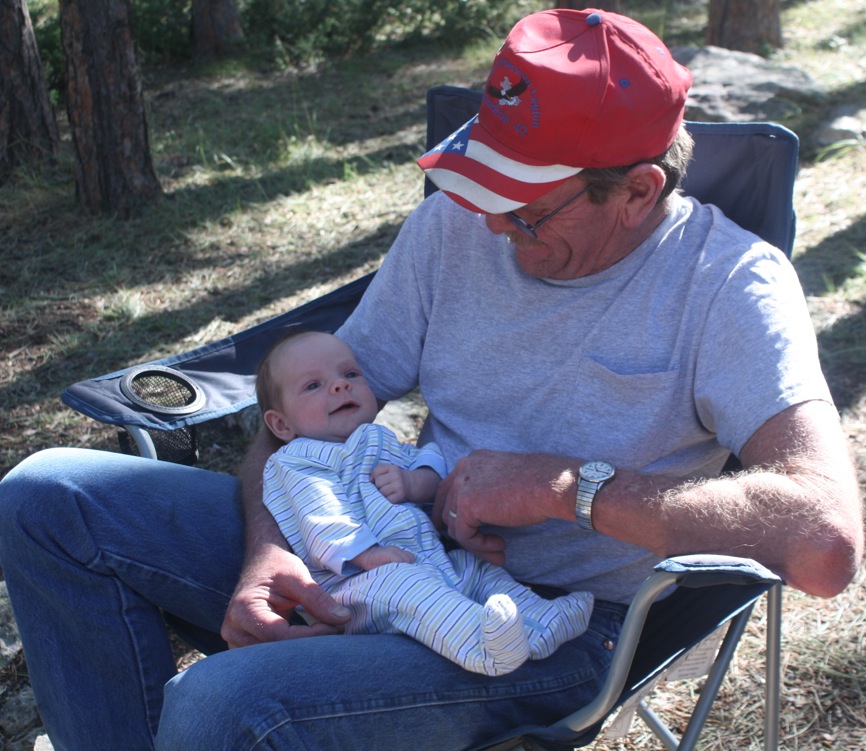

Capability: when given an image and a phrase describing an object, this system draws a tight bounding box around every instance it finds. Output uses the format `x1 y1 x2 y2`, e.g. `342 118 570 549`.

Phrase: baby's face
267 332 379 443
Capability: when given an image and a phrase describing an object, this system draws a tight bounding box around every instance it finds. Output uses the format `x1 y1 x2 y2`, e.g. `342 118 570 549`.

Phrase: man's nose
485 213 513 235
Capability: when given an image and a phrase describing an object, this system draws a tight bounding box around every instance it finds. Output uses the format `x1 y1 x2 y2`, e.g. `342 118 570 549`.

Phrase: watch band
575 479 599 531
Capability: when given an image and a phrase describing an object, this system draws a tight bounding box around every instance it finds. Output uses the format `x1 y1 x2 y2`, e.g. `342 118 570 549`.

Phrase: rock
222 403 261 440
673 46 825 122
0 582 21 668
7 728 50 751
0 686 40 739
815 105 866 146
375 390 427 443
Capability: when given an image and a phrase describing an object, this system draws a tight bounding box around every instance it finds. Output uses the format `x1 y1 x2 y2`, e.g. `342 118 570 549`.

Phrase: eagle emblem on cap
487 76 528 106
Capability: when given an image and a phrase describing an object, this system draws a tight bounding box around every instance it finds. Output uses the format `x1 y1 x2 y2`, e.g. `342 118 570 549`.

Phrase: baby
258 328 593 676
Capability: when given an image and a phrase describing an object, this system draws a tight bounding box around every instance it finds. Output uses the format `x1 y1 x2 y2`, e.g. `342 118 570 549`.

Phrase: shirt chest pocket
561 356 688 469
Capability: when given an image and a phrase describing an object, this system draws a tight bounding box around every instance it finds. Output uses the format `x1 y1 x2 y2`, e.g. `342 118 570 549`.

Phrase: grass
1 0 865 748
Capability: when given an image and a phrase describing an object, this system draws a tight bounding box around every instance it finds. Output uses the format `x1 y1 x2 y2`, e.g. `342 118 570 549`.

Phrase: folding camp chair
61 85 799 751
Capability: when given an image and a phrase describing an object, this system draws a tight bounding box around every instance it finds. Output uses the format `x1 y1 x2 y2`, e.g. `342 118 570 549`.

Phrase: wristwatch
575 460 615 531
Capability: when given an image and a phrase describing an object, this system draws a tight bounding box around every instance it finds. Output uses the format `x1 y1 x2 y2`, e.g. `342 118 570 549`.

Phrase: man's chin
515 251 556 279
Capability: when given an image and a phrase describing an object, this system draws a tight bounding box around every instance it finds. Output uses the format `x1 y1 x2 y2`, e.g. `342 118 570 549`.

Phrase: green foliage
28 0 64 96
131 0 192 62
28 0 193 100
241 0 527 64
28 0 528 96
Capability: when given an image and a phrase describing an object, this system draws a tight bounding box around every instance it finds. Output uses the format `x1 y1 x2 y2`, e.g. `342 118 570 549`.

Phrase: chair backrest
424 86 799 257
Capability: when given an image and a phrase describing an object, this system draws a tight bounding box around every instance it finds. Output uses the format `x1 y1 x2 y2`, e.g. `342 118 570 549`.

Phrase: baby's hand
371 463 408 503
352 545 414 571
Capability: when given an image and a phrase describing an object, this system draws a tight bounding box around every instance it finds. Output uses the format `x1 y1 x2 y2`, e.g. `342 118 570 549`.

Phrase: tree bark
59 0 161 218
191 0 245 63
707 0 783 54
0 0 60 181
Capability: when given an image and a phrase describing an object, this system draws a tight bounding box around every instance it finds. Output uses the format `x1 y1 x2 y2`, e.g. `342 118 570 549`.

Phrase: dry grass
1 0 865 749
591 568 866 750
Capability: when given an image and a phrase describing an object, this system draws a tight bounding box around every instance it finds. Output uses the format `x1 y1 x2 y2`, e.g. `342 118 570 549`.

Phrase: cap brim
417 116 582 214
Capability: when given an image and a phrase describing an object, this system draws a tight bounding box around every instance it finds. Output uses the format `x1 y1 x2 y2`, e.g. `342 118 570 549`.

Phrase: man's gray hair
580 125 695 205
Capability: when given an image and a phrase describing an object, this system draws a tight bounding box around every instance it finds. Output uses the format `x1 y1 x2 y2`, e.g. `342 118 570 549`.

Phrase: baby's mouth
331 401 358 415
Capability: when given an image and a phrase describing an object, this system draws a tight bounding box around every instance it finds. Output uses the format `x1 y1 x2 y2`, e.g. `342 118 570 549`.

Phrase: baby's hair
255 326 320 418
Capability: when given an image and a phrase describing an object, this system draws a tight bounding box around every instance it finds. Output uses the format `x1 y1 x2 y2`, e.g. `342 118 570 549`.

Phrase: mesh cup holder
120 365 206 415
117 366 205 465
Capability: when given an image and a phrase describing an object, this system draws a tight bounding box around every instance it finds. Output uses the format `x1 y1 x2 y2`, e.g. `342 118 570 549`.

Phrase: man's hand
433 450 576 565
220 542 352 649
227 426 352 648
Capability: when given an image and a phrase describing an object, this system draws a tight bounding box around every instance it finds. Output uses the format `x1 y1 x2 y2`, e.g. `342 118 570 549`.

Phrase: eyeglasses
506 184 591 239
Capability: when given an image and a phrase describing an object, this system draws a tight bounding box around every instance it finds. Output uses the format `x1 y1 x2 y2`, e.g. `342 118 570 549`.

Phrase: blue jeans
0 448 625 751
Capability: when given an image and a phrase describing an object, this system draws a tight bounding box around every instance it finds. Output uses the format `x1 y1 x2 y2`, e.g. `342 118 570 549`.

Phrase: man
0 9 861 751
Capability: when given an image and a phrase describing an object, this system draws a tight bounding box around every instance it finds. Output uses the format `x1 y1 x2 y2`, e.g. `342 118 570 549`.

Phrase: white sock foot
475 594 530 675
526 591 594 660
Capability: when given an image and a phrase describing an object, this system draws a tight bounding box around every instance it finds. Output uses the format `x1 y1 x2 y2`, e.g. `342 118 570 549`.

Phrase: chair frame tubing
548 574 781 751
631 584 781 751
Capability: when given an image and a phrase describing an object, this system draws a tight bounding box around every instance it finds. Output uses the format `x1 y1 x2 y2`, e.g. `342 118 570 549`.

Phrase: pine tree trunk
191 0 245 63
59 0 161 218
0 0 60 181
707 0 783 54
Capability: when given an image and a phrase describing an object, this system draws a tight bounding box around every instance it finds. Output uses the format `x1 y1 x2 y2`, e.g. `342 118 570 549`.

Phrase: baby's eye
346 370 361 379
304 381 320 391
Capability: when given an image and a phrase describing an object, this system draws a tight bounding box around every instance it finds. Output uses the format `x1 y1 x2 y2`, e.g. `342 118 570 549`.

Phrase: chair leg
764 585 782 751
635 605 754 751
676 605 753 751
124 424 159 459
636 700 679 750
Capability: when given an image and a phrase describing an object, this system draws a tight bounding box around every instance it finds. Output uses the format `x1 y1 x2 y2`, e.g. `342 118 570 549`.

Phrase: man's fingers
220 602 292 649
449 514 506 565
220 547 351 649
221 586 348 649
457 531 506 566
222 610 343 649
289 578 352 626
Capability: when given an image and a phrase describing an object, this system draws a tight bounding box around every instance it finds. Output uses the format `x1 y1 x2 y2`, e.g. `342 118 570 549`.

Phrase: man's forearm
594 468 811 565
593 402 863 597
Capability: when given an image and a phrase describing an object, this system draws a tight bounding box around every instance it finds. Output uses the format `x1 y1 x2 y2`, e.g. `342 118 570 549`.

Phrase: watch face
580 461 614 482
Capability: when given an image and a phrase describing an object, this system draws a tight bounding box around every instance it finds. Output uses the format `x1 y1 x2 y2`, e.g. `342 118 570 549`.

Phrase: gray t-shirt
337 190 831 602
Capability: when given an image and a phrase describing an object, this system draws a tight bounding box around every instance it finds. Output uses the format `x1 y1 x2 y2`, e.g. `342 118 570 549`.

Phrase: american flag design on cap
417 115 581 215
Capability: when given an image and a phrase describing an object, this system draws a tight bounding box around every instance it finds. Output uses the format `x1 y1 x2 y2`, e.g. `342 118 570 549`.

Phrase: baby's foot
476 594 530 675
525 591 594 660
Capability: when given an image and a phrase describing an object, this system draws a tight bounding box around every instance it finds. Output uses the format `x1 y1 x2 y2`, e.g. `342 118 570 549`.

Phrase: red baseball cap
418 9 693 214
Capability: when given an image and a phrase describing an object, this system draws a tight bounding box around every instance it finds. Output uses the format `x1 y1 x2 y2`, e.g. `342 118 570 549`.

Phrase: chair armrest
553 555 780 734
655 554 783 588
467 555 783 751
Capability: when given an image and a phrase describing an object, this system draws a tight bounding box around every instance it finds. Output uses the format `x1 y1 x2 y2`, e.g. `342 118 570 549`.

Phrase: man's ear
620 163 666 228
263 409 296 443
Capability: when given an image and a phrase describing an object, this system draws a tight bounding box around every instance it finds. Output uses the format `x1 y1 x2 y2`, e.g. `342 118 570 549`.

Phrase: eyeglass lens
507 184 590 239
